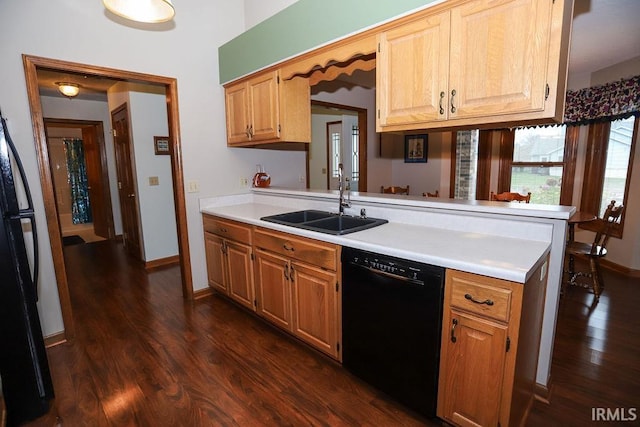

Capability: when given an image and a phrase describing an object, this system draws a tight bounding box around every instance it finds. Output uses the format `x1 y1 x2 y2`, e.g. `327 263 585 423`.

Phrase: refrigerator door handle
2 115 40 298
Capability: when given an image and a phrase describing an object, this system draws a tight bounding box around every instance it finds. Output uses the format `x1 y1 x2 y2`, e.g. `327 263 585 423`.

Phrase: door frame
310 100 368 191
43 118 115 240
23 55 193 343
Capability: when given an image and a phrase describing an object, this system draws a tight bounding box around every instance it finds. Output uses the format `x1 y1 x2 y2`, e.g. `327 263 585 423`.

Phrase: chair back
381 185 409 195
423 190 439 197
591 200 625 256
490 191 531 203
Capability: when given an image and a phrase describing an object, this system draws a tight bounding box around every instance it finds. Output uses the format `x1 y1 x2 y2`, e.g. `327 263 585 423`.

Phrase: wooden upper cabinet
448 0 552 120
224 70 311 147
377 11 450 127
377 0 573 132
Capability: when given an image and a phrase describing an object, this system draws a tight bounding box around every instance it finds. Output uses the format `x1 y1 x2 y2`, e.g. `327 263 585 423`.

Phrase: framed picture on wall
404 134 428 163
154 136 170 155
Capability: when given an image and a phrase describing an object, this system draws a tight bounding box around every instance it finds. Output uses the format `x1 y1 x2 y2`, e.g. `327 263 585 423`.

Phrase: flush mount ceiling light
56 82 80 98
103 0 175 23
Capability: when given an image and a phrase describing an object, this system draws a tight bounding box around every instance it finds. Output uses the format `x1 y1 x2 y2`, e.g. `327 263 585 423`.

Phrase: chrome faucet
338 163 351 215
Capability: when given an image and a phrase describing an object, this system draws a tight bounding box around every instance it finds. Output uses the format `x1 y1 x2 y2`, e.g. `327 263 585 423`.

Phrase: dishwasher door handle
350 262 424 286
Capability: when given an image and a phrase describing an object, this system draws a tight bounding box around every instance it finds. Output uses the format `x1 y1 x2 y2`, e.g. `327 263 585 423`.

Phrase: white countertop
200 189 568 284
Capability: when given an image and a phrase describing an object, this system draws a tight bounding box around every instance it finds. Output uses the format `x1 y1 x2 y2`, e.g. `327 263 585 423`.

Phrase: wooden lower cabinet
203 215 255 311
255 249 292 330
254 227 341 359
290 261 338 356
437 263 548 427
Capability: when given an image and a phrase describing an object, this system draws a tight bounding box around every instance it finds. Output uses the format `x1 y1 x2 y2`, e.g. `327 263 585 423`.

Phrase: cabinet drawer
254 227 337 271
448 271 512 323
203 215 252 244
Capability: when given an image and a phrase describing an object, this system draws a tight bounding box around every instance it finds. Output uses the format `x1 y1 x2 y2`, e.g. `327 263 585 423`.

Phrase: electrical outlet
298 175 306 183
240 177 249 187
148 176 159 186
186 180 199 193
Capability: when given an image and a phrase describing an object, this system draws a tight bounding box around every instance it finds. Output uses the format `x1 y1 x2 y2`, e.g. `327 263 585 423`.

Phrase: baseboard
145 255 180 270
193 286 214 300
44 331 67 348
534 377 553 404
600 259 640 278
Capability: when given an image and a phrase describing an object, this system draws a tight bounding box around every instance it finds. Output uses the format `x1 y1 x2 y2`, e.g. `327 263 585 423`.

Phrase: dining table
567 211 597 242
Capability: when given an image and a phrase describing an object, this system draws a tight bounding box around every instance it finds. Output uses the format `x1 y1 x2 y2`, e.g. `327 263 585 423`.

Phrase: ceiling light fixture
56 82 80 98
103 0 175 23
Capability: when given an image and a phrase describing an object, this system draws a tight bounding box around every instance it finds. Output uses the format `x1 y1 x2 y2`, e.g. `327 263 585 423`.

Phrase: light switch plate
187 180 199 193
148 176 159 186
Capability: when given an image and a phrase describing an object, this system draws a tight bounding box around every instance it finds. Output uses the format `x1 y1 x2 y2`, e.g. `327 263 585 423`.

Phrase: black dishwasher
341 246 445 419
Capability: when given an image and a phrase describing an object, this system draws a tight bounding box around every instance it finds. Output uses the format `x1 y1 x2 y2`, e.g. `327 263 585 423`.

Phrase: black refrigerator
0 112 54 426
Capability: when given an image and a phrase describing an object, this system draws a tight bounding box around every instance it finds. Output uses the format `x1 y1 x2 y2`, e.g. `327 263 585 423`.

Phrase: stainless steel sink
260 209 388 235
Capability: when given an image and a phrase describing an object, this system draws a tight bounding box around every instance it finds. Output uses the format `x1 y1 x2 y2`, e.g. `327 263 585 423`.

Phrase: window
351 125 359 181
498 126 578 205
581 115 637 236
331 131 341 178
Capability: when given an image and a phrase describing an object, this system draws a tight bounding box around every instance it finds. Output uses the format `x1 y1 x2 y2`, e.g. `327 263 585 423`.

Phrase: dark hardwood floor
24 241 639 426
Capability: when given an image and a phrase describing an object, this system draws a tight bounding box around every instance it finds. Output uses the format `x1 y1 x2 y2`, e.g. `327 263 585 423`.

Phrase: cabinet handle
450 89 457 113
221 241 227 255
464 293 494 306
245 125 251 138
289 264 295 280
284 263 289 281
439 91 445 115
218 227 227 233
249 125 254 138
451 318 458 343
283 242 295 252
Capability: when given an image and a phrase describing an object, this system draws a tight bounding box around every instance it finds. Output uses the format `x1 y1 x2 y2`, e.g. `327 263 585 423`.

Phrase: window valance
563 75 640 126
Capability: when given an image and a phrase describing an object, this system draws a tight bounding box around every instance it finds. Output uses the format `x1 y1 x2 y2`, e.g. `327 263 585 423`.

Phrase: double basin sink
260 209 388 235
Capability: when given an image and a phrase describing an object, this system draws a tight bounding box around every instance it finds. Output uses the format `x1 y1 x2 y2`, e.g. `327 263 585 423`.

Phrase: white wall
310 112 340 189
244 0 298 30
390 133 443 197
0 0 306 337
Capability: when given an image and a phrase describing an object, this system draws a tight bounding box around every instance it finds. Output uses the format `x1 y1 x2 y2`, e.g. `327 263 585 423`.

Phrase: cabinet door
225 81 250 144
448 0 552 119
438 309 507 427
377 12 450 128
204 233 227 293
248 71 280 141
226 240 255 311
254 249 292 331
290 262 338 358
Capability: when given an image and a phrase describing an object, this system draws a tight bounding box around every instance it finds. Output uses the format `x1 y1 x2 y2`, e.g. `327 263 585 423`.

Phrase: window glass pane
351 125 359 181
454 130 478 200
600 116 634 216
513 126 566 162
331 132 340 178
511 166 562 204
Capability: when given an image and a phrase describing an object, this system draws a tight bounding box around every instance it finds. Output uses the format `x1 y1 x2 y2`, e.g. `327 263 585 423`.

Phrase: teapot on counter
252 165 271 188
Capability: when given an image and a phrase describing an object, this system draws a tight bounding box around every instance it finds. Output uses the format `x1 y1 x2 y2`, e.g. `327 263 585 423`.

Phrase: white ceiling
569 0 640 76
38 0 640 100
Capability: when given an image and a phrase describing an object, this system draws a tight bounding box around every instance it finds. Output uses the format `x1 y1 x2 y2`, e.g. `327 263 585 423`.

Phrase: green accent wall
218 0 437 84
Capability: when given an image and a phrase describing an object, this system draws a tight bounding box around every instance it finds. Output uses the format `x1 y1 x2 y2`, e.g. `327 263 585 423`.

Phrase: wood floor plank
21 241 639 426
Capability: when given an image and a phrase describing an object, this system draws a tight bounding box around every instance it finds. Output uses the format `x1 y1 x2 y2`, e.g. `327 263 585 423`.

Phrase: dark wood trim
534 379 553 404
559 126 579 206
449 132 457 199
601 258 640 278
44 331 67 348
475 130 492 200
497 129 515 193
193 286 215 300
22 55 194 343
145 255 180 270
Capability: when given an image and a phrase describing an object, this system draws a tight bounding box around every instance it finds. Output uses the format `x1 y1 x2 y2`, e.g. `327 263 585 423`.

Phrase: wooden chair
490 191 531 203
381 185 409 195
423 190 439 197
564 200 624 301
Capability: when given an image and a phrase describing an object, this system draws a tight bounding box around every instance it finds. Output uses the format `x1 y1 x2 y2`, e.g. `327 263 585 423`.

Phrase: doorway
309 100 367 191
44 119 114 244
23 55 193 343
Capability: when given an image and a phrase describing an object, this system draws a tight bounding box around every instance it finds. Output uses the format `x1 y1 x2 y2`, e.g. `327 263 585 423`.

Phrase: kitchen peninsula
200 188 574 425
